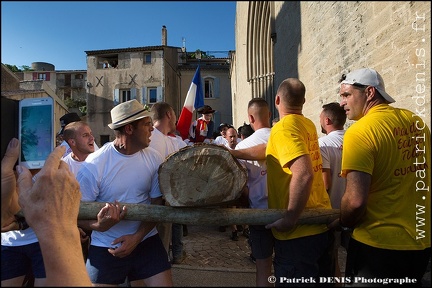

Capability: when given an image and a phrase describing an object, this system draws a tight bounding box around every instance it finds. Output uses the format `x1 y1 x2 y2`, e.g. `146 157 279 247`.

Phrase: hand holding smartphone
19 97 54 169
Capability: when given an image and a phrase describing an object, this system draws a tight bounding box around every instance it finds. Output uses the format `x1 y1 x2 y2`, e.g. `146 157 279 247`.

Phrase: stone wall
1 64 20 91
234 1 430 131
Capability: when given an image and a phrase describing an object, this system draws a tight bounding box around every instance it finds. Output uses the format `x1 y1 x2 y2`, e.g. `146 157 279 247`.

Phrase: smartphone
19 97 54 169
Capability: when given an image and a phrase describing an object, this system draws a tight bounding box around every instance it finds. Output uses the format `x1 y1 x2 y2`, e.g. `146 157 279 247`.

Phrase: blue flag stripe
193 66 204 110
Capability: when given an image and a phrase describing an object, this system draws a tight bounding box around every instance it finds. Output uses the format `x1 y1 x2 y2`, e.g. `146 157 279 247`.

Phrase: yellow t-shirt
266 114 331 240
342 104 431 250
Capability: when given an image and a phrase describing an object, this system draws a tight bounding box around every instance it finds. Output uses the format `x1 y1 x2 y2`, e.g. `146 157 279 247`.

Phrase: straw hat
108 99 153 129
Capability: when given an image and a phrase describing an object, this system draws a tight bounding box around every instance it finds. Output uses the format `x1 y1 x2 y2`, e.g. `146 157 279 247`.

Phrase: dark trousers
345 238 431 287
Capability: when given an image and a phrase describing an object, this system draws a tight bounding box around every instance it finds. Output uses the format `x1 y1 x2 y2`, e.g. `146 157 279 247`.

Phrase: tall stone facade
84 46 180 145
232 1 430 131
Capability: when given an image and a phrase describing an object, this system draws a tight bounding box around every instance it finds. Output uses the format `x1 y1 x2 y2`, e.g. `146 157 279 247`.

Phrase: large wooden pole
78 202 339 226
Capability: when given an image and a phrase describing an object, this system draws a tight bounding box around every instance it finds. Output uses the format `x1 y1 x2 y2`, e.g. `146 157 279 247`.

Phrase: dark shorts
273 231 329 286
86 234 171 285
1 242 46 280
248 225 274 259
345 238 431 287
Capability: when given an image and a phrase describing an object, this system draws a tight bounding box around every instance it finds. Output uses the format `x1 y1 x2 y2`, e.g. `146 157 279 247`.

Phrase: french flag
176 66 204 140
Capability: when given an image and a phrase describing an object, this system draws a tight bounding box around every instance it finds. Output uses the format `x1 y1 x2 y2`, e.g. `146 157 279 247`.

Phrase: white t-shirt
150 128 186 159
213 136 228 146
76 142 164 248
235 128 271 209
169 134 188 152
318 129 346 209
61 153 85 176
213 136 241 146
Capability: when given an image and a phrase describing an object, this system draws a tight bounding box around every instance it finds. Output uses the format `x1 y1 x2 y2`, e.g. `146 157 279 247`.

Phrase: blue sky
1 1 236 70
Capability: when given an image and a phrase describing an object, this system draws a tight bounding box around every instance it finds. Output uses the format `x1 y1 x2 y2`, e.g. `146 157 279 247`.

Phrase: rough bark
78 202 339 226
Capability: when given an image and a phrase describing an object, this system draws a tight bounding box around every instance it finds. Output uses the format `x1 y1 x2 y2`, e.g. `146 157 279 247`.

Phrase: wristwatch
339 225 352 232
339 218 352 232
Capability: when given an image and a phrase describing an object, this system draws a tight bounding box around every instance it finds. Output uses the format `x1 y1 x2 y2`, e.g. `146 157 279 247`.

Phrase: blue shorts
248 225 274 259
273 231 329 285
1 242 46 280
86 234 171 285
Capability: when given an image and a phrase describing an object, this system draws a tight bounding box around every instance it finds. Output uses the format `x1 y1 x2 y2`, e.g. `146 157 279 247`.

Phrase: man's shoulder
61 152 74 163
213 136 227 145
149 129 165 147
143 146 165 162
236 129 269 149
84 142 111 162
319 130 344 147
318 134 331 146
170 136 187 149
255 127 271 137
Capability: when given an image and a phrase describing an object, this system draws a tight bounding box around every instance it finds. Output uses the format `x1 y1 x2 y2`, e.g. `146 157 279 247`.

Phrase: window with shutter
120 90 131 102
148 88 157 104
144 52 152 64
37 73 47 80
204 77 218 98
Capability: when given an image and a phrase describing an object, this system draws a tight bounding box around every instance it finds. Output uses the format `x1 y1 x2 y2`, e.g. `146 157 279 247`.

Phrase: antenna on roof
182 37 186 52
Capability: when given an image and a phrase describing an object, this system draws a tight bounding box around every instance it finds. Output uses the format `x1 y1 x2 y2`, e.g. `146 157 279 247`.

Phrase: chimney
162 25 167 46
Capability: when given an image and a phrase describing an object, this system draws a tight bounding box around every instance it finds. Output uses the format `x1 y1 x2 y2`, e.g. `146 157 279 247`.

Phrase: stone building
20 62 87 104
19 62 88 116
178 54 233 127
85 26 232 146
84 43 181 145
231 1 431 131
55 69 87 104
20 62 57 92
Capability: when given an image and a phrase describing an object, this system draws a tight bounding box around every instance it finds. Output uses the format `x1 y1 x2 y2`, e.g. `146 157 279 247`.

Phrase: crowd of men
1 68 430 287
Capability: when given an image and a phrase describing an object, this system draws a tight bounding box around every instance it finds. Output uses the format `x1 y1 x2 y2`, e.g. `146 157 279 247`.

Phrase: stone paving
174 225 256 272
172 224 347 273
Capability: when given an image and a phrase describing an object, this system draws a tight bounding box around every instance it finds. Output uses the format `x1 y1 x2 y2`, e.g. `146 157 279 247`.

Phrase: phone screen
19 97 54 169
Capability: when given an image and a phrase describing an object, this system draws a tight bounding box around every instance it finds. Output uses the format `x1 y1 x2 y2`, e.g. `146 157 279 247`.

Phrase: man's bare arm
340 170 370 227
229 143 266 161
78 201 127 232
266 155 313 231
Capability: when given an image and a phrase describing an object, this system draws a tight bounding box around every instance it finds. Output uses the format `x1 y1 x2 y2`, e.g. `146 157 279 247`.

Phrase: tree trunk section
158 144 248 207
